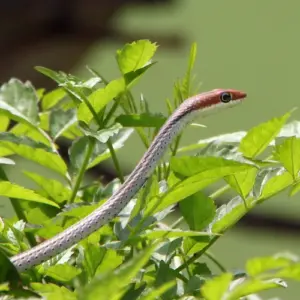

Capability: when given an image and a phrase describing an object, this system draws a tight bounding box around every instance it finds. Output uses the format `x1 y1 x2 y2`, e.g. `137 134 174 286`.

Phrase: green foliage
0 39 299 299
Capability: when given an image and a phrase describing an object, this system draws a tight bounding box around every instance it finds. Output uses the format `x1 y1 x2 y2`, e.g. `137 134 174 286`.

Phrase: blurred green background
1 0 300 298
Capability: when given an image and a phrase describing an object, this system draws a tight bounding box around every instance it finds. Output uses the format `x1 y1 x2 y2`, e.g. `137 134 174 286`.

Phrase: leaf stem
204 251 227 273
69 138 96 203
106 138 124 183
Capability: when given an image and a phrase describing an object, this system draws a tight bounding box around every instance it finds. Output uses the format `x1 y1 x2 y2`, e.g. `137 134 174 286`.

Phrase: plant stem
204 251 227 273
106 138 124 183
209 185 230 200
175 235 219 273
69 138 96 203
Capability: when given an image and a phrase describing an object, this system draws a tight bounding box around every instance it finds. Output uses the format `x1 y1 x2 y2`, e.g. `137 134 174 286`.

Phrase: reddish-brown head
191 89 247 111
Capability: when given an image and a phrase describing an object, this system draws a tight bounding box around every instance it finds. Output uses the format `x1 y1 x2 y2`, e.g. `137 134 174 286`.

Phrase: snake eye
220 92 232 103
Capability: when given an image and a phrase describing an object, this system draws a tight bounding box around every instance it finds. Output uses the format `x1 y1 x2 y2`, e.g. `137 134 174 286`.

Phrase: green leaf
290 181 300 196
182 236 211 256
0 181 59 208
115 113 166 128
240 111 291 158
80 123 122 143
0 78 39 126
116 40 157 74
139 281 176 300
0 132 67 176
141 229 214 240
276 263 300 280
124 62 157 88
201 273 233 300
44 264 81 283
79 244 155 300
258 170 293 202
212 196 254 233
70 128 133 174
23 171 74 204
225 168 258 200
0 249 20 288
49 109 77 140
31 282 77 300
178 131 247 153
179 192 216 231
77 78 125 124
227 278 287 300
0 115 9 131
170 156 253 177
95 249 123 275
275 136 300 179
42 88 66 111
246 255 295 276
146 157 254 215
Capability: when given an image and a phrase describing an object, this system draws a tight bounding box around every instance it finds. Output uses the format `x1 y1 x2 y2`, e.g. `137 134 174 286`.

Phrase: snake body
11 89 246 271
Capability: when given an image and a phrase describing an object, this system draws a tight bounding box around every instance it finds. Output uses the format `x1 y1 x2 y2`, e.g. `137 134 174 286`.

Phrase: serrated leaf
141 229 214 240
258 170 293 202
42 88 66 111
201 273 233 300
140 281 175 300
211 196 254 233
79 244 155 300
227 278 287 300
179 192 216 231
240 112 291 158
0 132 67 176
116 40 157 74
80 123 122 143
44 264 81 282
49 108 77 140
182 236 211 256
124 62 157 88
178 131 247 153
225 168 258 200
115 113 166 128
77 78 125 124
146 158 254 215
0 181 59 207
275 136 300 179
31 282 77 300
246 255 294 276
23 171 74 204
0 78 39 126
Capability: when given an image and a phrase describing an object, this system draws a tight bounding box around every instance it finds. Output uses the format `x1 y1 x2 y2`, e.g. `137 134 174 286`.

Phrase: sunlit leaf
225 168 258 200
274 136 300 179
116 40 157 74
42 88 66 111
240 111 291 158
246 255 295 276
44 264 81 283
141 229 214 240
77 78 125 124
0 115 9 132
31 282 77 300
23 171 74 204
0 78 39 126
201 273 233 300
227 278 287 300
0 132 67 176
49 108 77 140
276 263 300 280
258 170 293 202
0 181 59 208
211 196 254 233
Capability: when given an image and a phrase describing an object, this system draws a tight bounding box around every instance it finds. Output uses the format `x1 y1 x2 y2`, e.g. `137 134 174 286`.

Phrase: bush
0 40 299 299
